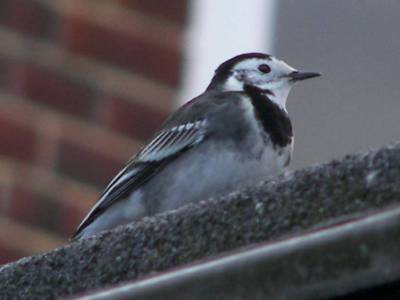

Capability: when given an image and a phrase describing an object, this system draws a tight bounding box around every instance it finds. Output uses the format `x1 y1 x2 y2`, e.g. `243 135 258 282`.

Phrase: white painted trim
179 0 277 104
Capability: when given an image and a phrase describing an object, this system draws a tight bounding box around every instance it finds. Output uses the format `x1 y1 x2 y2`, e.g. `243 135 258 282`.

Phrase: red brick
119 0 187 25
58 200 86 238
56 141 123 188
12 63 95 118
0 186 10 213
0 56 12 88
7 187 37 226
62 17 182 86
0 243 23 264
0 0 58 40
0 115 37 162
98 97 168 140
5 185 90 238
8 187 61 234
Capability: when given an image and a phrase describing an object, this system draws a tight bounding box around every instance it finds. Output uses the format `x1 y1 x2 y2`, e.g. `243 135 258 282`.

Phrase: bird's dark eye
258 64 271 73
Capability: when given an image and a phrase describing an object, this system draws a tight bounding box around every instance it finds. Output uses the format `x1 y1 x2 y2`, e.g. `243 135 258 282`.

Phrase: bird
73 52 320 239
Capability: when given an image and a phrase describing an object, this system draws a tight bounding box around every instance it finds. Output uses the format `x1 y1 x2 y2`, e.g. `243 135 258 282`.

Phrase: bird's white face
207 53 320 110
222 56 298 109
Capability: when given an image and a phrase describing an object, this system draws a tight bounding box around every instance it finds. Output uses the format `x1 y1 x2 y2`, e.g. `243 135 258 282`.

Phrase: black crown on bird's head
207 53 272 91
206 52 321 109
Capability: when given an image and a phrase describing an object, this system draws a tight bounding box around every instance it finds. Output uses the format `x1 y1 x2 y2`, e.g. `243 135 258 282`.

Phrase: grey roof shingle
1 143 400 299
77 206 400 300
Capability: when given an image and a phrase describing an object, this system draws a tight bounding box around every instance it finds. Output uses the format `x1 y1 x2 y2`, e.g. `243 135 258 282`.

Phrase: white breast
150 125 292 213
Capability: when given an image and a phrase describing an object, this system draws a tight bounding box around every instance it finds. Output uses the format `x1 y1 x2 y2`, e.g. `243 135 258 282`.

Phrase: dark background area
0 0 186 263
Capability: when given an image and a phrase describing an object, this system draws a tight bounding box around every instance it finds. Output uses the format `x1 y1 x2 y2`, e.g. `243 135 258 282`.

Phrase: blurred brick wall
0 0 187 264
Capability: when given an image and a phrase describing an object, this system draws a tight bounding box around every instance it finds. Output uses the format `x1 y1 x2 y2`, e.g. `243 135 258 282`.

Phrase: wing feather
73 120 207 238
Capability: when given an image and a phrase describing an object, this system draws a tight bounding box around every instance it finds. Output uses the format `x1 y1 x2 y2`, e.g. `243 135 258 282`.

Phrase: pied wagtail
73 52 320 239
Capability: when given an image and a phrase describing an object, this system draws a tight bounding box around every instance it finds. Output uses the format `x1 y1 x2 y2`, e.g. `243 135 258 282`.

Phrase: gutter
76 205 400 300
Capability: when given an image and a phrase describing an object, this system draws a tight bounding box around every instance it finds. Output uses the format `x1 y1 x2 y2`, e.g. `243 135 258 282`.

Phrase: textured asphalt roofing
77 206 400 300
1 143 400 299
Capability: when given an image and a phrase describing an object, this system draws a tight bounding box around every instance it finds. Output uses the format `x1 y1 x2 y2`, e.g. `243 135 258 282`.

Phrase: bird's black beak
288 71 321 82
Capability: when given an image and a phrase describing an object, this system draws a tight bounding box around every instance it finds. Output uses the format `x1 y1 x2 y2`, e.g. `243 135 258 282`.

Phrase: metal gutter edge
75 205 400 300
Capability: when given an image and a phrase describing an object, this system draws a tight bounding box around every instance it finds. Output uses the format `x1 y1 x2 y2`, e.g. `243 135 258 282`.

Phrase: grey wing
72 120 208 238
